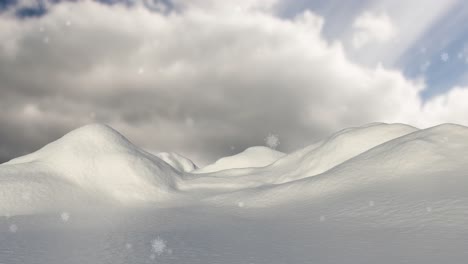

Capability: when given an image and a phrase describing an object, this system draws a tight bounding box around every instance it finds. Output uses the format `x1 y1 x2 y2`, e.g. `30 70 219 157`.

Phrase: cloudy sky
1 0 468 165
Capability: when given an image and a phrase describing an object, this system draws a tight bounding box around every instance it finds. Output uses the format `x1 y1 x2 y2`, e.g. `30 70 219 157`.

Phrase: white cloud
1 0 468 164
342 0 458 67
352 12 397 48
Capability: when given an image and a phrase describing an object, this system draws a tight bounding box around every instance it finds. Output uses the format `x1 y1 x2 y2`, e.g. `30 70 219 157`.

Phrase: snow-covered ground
1 122 468 263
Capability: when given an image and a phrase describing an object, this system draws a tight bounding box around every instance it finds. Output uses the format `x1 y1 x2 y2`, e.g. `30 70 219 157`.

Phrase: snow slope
208 124 468 211
193 146 285 174
155 152 198 173
0 124 183 215
178 123 419 192
2 122 468 264
268 122 418 183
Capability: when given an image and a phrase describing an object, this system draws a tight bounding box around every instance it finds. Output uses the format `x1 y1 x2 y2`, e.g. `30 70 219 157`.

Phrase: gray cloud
1 0 468 165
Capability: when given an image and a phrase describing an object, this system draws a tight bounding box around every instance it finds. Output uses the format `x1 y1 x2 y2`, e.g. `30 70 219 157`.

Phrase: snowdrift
0 124 183 215
193 146 285 174
155 152 198 172
2 122 468 220
209 124 468 216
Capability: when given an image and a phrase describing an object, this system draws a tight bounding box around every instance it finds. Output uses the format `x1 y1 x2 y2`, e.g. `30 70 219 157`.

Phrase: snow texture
2 122 468 263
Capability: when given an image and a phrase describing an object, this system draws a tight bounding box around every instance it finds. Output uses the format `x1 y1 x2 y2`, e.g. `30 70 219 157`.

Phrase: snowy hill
3 123 468 264
208 124 468 210
193 146 285 174
179 123 419 192
2 122 466 216
0 124 182 215
268 122 418 183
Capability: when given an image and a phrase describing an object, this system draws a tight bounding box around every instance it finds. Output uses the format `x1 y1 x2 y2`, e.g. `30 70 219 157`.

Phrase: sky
1 0 468 165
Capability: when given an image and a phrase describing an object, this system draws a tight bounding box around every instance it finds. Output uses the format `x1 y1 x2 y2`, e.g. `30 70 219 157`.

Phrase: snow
2 122 468 263
193 146 285 174
0 124 183 215
264 133 280 149
155 152 198 173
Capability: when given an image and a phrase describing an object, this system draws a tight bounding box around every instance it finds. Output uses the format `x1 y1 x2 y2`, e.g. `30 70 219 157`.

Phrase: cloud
352 12 397 49
0 0 468 165
341 0 459 68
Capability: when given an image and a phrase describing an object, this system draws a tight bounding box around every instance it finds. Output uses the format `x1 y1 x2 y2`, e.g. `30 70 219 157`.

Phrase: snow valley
1 122 468 263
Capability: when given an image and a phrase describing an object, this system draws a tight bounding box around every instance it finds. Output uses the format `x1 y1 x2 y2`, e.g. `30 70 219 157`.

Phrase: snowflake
65 20 72 26
458 52 464 59
151 236 167 255
60 212 70 222
125 243 133 250
138 67 144 75
368 201 375 207
43 37 50 44
426 206 432 213
238 201 245 208
265 133 280 149
9 224 18 233
319 215 326 222
441 52 449 62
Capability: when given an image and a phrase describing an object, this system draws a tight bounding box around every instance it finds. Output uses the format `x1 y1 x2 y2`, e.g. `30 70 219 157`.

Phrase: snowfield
1 123 468 263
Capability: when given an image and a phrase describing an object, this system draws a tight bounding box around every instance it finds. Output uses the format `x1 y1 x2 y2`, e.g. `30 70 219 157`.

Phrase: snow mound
210 124 468 210
269 123 418 183
155 152 198 172
3 122 468 220
0 124 181 215
193 146 285 174
180 123 418 192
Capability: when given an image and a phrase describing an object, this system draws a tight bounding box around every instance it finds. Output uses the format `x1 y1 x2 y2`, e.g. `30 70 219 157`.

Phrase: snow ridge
1 122 468 217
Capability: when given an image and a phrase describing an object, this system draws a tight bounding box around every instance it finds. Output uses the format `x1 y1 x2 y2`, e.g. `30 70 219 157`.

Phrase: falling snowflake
60 212 70 222
426 206 432 212
319 215 326 222
238 201 245 208
9 224 18 233
458 52 464 59
43 36 50 44
265 133 280 149
125 243 133 250
151 236 167 255
368 201 375 207
65 20 72 26
441 52 449 62
138 67 144 75
419 47 426 54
